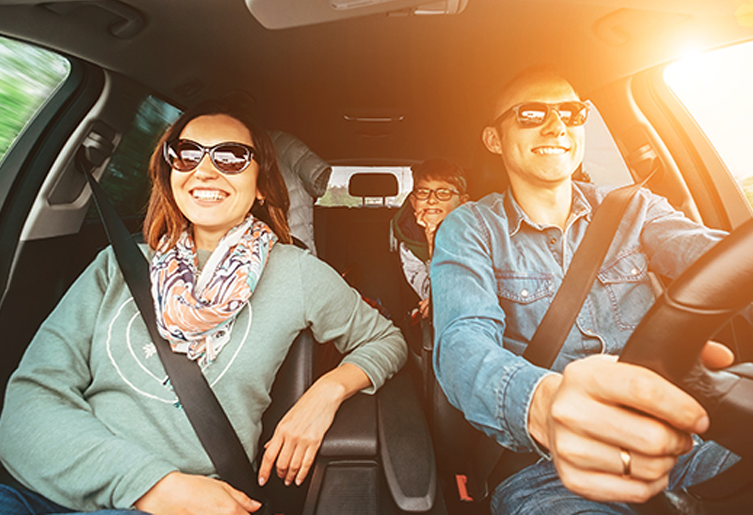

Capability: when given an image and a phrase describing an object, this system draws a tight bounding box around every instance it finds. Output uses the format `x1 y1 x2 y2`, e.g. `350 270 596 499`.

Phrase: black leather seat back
259 329 315 513
468 140 508 200
261 329 315 444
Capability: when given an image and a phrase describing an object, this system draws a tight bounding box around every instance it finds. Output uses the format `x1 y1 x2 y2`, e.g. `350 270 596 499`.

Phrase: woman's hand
134 472 261 515
258 363 371 488
527 340 731 504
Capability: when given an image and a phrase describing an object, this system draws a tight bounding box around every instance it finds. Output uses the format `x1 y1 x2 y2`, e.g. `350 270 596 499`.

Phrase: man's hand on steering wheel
527 340 731 504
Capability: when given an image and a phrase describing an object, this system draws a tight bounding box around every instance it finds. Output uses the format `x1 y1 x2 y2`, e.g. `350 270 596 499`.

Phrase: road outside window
664 40 753 206
0 36 70 164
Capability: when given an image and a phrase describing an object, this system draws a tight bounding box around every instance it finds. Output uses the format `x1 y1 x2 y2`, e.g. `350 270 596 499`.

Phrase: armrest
377 371 437 512
319 392 377 457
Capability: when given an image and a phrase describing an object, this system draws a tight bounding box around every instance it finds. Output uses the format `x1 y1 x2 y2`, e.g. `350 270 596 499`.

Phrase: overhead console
247 0 469 29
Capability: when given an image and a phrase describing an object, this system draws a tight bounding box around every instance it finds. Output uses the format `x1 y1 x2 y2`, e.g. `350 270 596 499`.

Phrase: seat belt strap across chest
523 177 650 369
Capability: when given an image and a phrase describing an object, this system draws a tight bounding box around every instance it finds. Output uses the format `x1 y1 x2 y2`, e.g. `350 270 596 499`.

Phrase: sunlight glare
664 41 753 187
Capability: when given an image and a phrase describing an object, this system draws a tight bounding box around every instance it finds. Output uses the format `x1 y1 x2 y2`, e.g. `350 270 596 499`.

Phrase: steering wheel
619 218 753 512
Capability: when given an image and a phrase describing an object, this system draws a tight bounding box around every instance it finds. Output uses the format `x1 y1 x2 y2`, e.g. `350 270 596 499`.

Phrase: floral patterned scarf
150 215 277 365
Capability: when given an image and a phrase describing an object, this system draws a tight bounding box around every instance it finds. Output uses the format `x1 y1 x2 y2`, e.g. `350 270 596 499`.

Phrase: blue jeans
490 440 738 515
0 485 150 515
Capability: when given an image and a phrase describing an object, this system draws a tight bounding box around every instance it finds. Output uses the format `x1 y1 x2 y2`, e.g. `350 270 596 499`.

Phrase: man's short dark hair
489 65 575 125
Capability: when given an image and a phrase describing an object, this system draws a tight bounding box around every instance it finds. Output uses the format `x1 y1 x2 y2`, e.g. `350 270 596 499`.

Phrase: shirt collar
568 182 593 227
503 181 593 237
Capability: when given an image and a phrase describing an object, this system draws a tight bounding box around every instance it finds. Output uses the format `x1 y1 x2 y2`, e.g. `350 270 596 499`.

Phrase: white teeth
533 147 567 155
192 190 227 201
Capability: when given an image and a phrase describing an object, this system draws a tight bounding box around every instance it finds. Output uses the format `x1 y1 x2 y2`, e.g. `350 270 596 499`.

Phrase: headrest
348 173 398 198
468 140 508 199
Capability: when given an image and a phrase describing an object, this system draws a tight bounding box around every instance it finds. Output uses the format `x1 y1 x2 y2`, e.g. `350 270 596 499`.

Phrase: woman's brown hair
143 99 292 249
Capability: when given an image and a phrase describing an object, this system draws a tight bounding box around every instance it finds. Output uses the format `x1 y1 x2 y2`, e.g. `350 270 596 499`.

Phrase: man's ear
482 126 503 155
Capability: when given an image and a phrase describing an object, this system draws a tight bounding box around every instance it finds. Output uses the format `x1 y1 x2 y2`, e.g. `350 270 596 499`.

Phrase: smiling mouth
192 189 228 201
532 146 569 155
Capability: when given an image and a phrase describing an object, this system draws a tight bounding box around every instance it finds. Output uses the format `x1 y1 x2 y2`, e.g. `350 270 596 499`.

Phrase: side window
0 36 70 163
664 40 753 207
317 166 413 207
583 103 633 187
91 96 182 219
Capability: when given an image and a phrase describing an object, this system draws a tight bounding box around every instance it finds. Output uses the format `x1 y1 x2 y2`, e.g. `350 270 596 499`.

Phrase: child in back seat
391 158 469 320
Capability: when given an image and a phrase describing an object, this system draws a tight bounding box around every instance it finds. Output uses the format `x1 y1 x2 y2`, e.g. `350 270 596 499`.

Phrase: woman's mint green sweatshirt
0 243 406 511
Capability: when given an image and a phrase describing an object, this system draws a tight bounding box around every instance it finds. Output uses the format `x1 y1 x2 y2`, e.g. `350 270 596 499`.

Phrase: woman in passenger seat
0 99 407 514
392 157 469 319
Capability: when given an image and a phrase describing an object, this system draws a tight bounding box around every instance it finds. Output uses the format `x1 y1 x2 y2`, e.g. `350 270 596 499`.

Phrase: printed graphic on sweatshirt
105 298 251 403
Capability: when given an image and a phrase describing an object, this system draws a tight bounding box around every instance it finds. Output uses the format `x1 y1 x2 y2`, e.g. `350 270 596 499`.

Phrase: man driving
431 67 739 514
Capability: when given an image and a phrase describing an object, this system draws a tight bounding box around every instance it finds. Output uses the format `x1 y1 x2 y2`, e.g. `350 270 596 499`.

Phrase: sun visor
247 0 468 29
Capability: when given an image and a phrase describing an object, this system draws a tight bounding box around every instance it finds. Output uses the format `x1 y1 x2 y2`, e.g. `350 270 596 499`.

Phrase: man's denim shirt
431 181 728 455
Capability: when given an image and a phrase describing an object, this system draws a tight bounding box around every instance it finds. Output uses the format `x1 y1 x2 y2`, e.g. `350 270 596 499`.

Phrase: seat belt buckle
455 474 474 502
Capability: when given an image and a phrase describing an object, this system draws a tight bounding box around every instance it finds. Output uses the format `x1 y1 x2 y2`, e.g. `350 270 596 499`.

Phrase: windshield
664 40 753 206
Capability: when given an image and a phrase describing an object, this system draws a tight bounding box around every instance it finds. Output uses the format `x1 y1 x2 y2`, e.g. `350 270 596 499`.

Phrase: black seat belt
472 175 653 497
78 151 268 510
522 177 651 367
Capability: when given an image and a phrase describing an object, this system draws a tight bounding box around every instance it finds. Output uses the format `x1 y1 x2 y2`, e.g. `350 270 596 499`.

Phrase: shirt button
549 237 557 245
520 289 529 298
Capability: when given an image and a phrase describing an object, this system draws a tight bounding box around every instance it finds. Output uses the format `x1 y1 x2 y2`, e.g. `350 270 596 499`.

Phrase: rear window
0 36 70 164
317 166 413 207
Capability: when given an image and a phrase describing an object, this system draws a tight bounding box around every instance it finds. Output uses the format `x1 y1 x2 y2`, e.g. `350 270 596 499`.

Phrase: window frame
0 52 104 303
637 64 752 231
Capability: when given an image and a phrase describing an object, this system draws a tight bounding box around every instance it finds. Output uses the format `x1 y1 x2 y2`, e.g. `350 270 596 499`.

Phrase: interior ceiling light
330 0 402 10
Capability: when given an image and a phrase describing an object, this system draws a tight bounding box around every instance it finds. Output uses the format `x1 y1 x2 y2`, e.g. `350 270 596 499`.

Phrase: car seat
270 130 332 256
259 330 446 514
316 172 403 320
413 319 493 508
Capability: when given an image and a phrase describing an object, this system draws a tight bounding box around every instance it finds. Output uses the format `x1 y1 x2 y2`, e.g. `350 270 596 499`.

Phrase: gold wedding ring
620 448 632 477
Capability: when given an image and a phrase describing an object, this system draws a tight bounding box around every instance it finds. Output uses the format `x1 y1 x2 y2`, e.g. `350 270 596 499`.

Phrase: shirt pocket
597 250 655 331
495 271 554 343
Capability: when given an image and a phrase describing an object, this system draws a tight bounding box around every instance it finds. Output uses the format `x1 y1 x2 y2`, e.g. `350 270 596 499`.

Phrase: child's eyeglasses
412 187 460 201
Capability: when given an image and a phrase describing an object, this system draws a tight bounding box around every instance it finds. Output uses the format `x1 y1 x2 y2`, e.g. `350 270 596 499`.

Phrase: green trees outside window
0 36 70 163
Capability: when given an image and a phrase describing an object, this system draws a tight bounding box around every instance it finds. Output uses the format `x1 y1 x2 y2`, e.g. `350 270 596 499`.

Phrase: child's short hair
411 157 467 195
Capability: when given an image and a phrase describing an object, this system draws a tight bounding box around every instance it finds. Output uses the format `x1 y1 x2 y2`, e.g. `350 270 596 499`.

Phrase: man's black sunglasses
492 101 590 129
163 139 257 175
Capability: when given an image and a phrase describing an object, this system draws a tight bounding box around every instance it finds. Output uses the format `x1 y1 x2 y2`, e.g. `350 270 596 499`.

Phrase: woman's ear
482 126 503 155
460 193 470 203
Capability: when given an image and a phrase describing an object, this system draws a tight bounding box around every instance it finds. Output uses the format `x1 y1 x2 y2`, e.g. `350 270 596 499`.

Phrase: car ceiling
0 0 751 169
